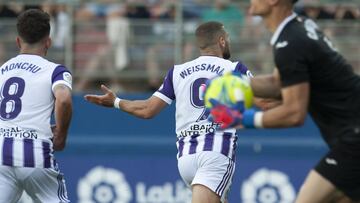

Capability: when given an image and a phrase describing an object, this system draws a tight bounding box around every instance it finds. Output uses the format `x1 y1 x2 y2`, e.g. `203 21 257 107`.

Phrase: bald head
195 21 227 50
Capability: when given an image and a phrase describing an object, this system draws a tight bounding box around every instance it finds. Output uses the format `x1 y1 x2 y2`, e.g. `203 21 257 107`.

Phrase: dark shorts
315 149 360 201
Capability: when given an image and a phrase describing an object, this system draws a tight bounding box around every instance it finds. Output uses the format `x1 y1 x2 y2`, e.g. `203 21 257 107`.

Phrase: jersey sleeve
153 67 175 105
274 39 309 87
234 61 253 78
51 65 72 92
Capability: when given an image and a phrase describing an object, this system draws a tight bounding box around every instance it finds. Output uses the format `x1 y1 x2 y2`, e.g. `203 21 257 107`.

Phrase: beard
223 43 231 59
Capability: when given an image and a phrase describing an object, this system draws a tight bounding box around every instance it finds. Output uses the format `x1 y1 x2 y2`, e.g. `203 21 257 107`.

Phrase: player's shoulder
273 20 313 59
173 56 204 72
18 54 64 71
40 59 72 81
278 15 315 46
38 57 71 75
41 57 61 69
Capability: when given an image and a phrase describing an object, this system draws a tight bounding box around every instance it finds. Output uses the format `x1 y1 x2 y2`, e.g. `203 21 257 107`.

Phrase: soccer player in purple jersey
0 9 72 202
85 21 252 203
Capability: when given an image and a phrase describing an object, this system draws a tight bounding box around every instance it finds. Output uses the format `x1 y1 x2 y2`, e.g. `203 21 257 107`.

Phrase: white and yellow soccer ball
204 72 253 111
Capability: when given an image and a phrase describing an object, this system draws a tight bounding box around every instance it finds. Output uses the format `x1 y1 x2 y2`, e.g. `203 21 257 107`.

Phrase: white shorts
0 165 69 203
178 151 235 202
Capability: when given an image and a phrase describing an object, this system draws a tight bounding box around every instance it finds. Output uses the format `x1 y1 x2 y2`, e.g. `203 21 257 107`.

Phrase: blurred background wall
1 0 359 202
1 0 359 93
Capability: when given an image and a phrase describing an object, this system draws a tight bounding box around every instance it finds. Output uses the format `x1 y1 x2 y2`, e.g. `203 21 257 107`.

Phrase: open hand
84 85 116 108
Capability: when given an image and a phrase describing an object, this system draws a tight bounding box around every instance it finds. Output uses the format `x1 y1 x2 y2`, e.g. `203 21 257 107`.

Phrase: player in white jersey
0 9 72 203
85 21 252 203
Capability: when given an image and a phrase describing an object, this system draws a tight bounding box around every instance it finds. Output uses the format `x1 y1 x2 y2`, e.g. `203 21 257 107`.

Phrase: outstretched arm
84 85 168 119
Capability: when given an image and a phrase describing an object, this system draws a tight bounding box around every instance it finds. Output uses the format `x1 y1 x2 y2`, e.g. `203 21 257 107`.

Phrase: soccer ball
204 72 253 111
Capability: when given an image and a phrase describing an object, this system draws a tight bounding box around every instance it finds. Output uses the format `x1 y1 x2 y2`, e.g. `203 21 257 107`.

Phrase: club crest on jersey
275 41 288 49
63 72 72 85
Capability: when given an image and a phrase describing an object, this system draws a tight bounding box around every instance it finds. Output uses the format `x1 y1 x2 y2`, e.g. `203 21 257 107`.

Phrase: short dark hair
17 9 50 44
292 0 299 4
195 21 226 49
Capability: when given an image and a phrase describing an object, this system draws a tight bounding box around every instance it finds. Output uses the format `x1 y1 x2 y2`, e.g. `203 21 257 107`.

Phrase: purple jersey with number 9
153 56 251 160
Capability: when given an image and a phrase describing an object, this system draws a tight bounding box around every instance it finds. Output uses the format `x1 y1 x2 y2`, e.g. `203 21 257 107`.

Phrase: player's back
155 55 250 159
172 56 248 134
0 54 67 168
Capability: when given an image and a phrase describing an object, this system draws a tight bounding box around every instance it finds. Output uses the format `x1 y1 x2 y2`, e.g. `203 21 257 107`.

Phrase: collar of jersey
17 54 44 59
270 12 297 46
199 55 221 58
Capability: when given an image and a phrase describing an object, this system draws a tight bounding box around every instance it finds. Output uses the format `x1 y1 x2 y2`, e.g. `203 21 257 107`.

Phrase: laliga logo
241 168 296 203
78 166 132 203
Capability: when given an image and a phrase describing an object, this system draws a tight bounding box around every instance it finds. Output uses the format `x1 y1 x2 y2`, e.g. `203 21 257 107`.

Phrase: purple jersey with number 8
0 54 72 168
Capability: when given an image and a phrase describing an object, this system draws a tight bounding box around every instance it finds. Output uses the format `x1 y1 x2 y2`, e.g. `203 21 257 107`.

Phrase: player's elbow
57 97 72 107
288 109 306 126
132 111 154 119
137 106 158 119
53 131 68 151
140 112 155 119
290 115 305 126
53 142 66 151
54 87 72 105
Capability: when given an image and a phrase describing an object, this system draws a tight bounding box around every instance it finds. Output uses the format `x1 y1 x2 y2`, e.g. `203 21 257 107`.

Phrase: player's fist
207 99 243 129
